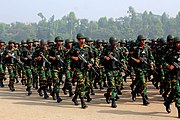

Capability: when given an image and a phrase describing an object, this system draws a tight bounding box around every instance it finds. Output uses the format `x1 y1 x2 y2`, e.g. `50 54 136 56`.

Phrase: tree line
0 6 180 42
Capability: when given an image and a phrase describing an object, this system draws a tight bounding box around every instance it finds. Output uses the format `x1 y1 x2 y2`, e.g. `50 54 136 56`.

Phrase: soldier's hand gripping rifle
172 62 180 69
56 55 66 67
78 54 100 76
131 56 158 74
108 53 130 73
39 52 51 65
8 53 24 65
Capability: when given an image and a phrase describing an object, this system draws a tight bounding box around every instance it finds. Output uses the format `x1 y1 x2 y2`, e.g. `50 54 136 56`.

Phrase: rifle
39 53 51 65
131 56 158 74
108 53 130 73
78 54 100 76
8 53 24 65
56 55 66 66
173 62 180 69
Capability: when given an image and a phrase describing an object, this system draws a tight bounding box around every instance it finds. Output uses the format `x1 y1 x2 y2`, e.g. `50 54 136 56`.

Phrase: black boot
164 101 171 113
116 86 122 95
43 87 49 99
69 89 74 97
103 82 108 87
142 96 149 105
56 92 62 103
37 88 43 96
72 94 79 105
50 91 56 100
104 93 110 104
131 91 136 101
35 82 38 89
94 82 98 89
81 97 87 109
99 83 104 90
0 79 4 87
90 88 95 95
9 81 15 91
26 87 32 96
62 87 67 95
178 108 180 118
86 93 92 102
111 99 117 108
115 95 119 101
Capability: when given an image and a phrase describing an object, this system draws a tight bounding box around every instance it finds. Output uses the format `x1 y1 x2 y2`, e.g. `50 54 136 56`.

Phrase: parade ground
0 77 178 120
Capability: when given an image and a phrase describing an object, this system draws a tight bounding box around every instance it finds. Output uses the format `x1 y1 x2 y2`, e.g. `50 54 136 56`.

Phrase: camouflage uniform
69 33 93 109
163 37 180 118
131 35 154 105
0 40 6 87
33 40 50 99
4 40 21 91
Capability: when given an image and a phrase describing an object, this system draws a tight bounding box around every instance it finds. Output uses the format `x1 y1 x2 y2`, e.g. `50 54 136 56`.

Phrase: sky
0 0 179 23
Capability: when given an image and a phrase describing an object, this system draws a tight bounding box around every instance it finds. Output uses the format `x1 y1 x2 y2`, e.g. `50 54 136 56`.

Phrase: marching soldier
68 33 93 109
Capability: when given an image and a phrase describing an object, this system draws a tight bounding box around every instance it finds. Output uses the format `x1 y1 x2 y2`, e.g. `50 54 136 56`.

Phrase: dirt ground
0 77 178 120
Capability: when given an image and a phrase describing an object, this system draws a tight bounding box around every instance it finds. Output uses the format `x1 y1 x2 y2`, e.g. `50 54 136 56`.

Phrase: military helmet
9 40 15 44
159 38 165 43
27 39 33 43
97 39 103 43
65 39 73 44
55 36 63 42
137 35 146 41
0 40 5 43
21 40 27 44
33 39 39 42
167 34 173 40
109 37 118 44
174 37 180 43
40 39 47 45
48 39 54 43
121 39 126 44
76 33 86 39
85 37 93 42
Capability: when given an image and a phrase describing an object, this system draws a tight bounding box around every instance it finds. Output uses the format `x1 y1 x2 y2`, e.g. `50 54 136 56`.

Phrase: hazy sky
0 0 179 23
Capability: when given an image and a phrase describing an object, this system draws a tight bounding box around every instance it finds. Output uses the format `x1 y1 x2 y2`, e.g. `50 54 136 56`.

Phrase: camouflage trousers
63 69 72 91
25 66 33 88
133 68 147 97
7 64 16 86
166 75 180 109
74 69 86 98
51 69 60 93
106 70 118 100
38 67 47 87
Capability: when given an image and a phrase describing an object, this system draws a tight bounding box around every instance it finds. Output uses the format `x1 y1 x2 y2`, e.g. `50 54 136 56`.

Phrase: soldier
4 40 21 91
49 36 65 103
163 37 180 118
21 39 34 96
0 40 6 87
62 39 74 97
130 35 154 105
102 37 123 108
33 39 50 99
68 33 93 109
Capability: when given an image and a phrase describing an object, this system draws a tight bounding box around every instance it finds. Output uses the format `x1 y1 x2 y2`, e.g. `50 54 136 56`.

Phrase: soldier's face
28 43 33 47
34 42 39 46
9 43 14 47
68 42 73 47
78 38 85 44
140 40 145 45
0 43 4 49
176 42 180 50
57 41 63 46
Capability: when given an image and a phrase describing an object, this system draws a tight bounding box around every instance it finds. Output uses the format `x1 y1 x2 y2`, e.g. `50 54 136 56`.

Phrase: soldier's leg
7 65 15 91
38 68 48 99
139 70 149 105
46 68 52 93
76 70 87 109
26 68 33 96
32 68 39 89
63 69 73 97
85 71 92 102
106 71 117 108
0 64 5 87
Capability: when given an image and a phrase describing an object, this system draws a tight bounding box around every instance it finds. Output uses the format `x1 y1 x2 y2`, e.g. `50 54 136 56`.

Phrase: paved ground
0 77 178 120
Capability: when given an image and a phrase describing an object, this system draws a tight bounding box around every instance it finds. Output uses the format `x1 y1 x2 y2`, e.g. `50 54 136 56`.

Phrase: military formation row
0 33 179 118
